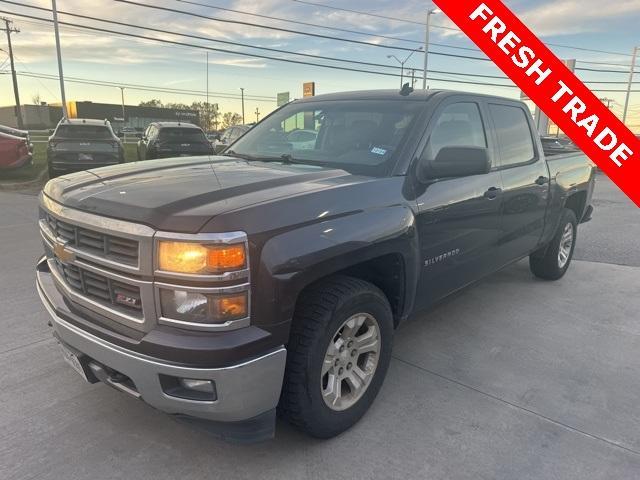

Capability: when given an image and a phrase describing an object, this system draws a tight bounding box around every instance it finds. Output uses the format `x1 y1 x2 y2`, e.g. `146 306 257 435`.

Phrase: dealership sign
434 0 640 207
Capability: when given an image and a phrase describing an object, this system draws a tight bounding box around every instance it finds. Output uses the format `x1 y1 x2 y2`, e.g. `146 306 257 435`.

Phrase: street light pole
118 87 126 127
206 51 209 132
622 46 638 125
51 0 68 119
388 48 423 88
240 87 245 124
422 8 440 90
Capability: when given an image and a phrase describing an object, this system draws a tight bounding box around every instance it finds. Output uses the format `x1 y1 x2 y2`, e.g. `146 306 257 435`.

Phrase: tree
221 112 243 129
32 93 42 105
139 99 164 108
189 101 220 131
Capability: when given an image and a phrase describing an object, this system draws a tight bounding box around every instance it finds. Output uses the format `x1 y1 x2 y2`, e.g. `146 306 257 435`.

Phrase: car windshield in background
159 128 206 143
229 100 423 176
56 125 113 139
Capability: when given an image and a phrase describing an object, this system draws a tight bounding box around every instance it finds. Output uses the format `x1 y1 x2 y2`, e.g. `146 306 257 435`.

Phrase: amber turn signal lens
211 293 248 320
158 241 246 274
207 244 246 272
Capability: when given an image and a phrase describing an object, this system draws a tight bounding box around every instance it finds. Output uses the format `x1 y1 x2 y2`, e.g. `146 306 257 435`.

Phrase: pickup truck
36 89 595 442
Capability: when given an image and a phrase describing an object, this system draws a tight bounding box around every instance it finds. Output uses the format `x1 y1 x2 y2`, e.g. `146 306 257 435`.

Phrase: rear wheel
529 208 577 280
279 276 393 438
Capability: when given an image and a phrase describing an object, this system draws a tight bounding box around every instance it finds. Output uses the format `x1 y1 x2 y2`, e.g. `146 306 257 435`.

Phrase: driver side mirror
418 146 490 182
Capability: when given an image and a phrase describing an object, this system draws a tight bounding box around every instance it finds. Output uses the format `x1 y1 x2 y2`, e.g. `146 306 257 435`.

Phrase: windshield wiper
224 151 304 165
222 150 259 161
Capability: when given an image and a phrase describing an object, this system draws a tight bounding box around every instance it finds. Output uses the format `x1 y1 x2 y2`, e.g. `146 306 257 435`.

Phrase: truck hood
43 156 361 232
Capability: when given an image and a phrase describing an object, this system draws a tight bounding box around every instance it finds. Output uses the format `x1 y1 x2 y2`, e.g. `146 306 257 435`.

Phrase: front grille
46 214 139 266
55 259 143 317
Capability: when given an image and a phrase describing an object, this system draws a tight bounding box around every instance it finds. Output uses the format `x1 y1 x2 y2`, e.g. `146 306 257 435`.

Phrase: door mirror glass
420 146 490 180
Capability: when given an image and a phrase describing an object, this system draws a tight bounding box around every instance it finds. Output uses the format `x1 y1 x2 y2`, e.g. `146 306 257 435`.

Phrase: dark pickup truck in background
36 89 594 442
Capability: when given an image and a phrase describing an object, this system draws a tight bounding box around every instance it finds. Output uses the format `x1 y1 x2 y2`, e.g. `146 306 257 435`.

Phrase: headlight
157 241 246 274
159 289 248 324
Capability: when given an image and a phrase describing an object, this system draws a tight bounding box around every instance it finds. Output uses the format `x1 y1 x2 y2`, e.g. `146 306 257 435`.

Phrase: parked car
36 89 595 442
286 128 318 150
213 124 251 153
46 118 125 178
0 132 32 170
137 122 213 160
0 124 33 153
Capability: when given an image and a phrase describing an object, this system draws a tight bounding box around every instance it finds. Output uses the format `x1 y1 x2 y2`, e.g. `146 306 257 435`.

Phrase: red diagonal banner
434 0 640 207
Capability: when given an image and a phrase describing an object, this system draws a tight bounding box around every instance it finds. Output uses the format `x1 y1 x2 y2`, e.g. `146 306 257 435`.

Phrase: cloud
518 0 640 36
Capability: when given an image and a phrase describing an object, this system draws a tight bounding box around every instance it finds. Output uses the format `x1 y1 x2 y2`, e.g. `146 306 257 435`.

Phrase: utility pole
1 17 24 129
118 86 126 127
622 46 638 125
240 87 245 124
51 0 68 119
255 107 260 122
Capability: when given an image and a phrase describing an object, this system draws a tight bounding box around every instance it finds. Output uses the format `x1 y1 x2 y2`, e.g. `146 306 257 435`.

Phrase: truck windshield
56 125 113 139
159 128 207 143
229 100 423 176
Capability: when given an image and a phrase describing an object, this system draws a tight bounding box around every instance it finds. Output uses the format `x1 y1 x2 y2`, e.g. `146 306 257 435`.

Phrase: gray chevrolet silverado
36 89 595 441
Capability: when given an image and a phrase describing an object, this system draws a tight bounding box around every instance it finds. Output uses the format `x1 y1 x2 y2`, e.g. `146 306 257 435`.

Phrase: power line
175 0 424 45
291 0 430 27
175 0 491 54
1 7 638 92
113 0 427 53
0 6 516 85
1 70 278 101
1 1 486 73
289 0 635 58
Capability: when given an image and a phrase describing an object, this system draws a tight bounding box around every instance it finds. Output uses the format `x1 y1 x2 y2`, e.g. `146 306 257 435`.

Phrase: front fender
252 205 419 331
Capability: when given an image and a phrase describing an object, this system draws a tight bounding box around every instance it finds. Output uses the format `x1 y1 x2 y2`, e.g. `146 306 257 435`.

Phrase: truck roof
294 89 524 105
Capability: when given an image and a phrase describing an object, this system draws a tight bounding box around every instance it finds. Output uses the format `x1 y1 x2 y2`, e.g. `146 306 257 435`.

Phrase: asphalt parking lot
1 173 638 480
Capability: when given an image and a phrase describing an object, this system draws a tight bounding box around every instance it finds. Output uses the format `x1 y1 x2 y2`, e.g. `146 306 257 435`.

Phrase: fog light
180 378 215 394
159 375 217 401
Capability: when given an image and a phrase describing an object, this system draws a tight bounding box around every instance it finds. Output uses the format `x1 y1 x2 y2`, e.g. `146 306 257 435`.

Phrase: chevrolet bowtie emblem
53 239 75 263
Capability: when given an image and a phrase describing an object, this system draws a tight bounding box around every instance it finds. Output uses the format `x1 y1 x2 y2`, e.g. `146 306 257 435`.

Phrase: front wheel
279 276 393 438
529 208 577 280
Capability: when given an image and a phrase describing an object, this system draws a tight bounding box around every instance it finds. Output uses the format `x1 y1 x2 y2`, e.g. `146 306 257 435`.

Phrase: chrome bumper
36 263 286 425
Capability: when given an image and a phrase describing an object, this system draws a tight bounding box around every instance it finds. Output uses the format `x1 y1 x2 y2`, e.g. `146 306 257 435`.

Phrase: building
0 101 199 131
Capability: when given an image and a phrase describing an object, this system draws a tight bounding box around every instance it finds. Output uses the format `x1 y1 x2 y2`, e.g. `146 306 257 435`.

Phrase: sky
1 0 639 130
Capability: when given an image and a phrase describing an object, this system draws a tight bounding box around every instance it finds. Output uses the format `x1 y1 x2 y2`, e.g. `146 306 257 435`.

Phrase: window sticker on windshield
371 147 387 155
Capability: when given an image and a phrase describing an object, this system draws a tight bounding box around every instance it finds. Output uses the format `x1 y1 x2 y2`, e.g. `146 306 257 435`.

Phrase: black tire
529 208 578 280
279 275 394 438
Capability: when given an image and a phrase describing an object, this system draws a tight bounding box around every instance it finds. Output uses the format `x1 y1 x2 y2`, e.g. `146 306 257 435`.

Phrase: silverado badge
53 240 76 263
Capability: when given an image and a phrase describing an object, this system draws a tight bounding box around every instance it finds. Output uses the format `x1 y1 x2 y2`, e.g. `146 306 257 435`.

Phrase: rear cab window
158 127 206 143
488 104 536 167
55 125 113 139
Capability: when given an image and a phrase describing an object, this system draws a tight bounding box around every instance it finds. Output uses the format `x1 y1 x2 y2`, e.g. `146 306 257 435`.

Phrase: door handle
483 187 502 200
535 176 549 185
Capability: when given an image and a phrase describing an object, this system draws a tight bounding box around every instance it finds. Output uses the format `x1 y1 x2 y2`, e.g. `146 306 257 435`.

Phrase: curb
0 168 48 191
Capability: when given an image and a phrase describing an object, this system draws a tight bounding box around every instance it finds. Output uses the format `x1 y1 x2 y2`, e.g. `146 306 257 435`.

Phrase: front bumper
36 259 286 439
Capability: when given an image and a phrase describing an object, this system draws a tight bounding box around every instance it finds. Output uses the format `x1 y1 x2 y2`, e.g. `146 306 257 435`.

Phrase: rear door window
489 104 535 167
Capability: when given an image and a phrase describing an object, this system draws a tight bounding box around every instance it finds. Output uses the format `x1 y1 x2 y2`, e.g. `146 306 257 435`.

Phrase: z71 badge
424 248 460 267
